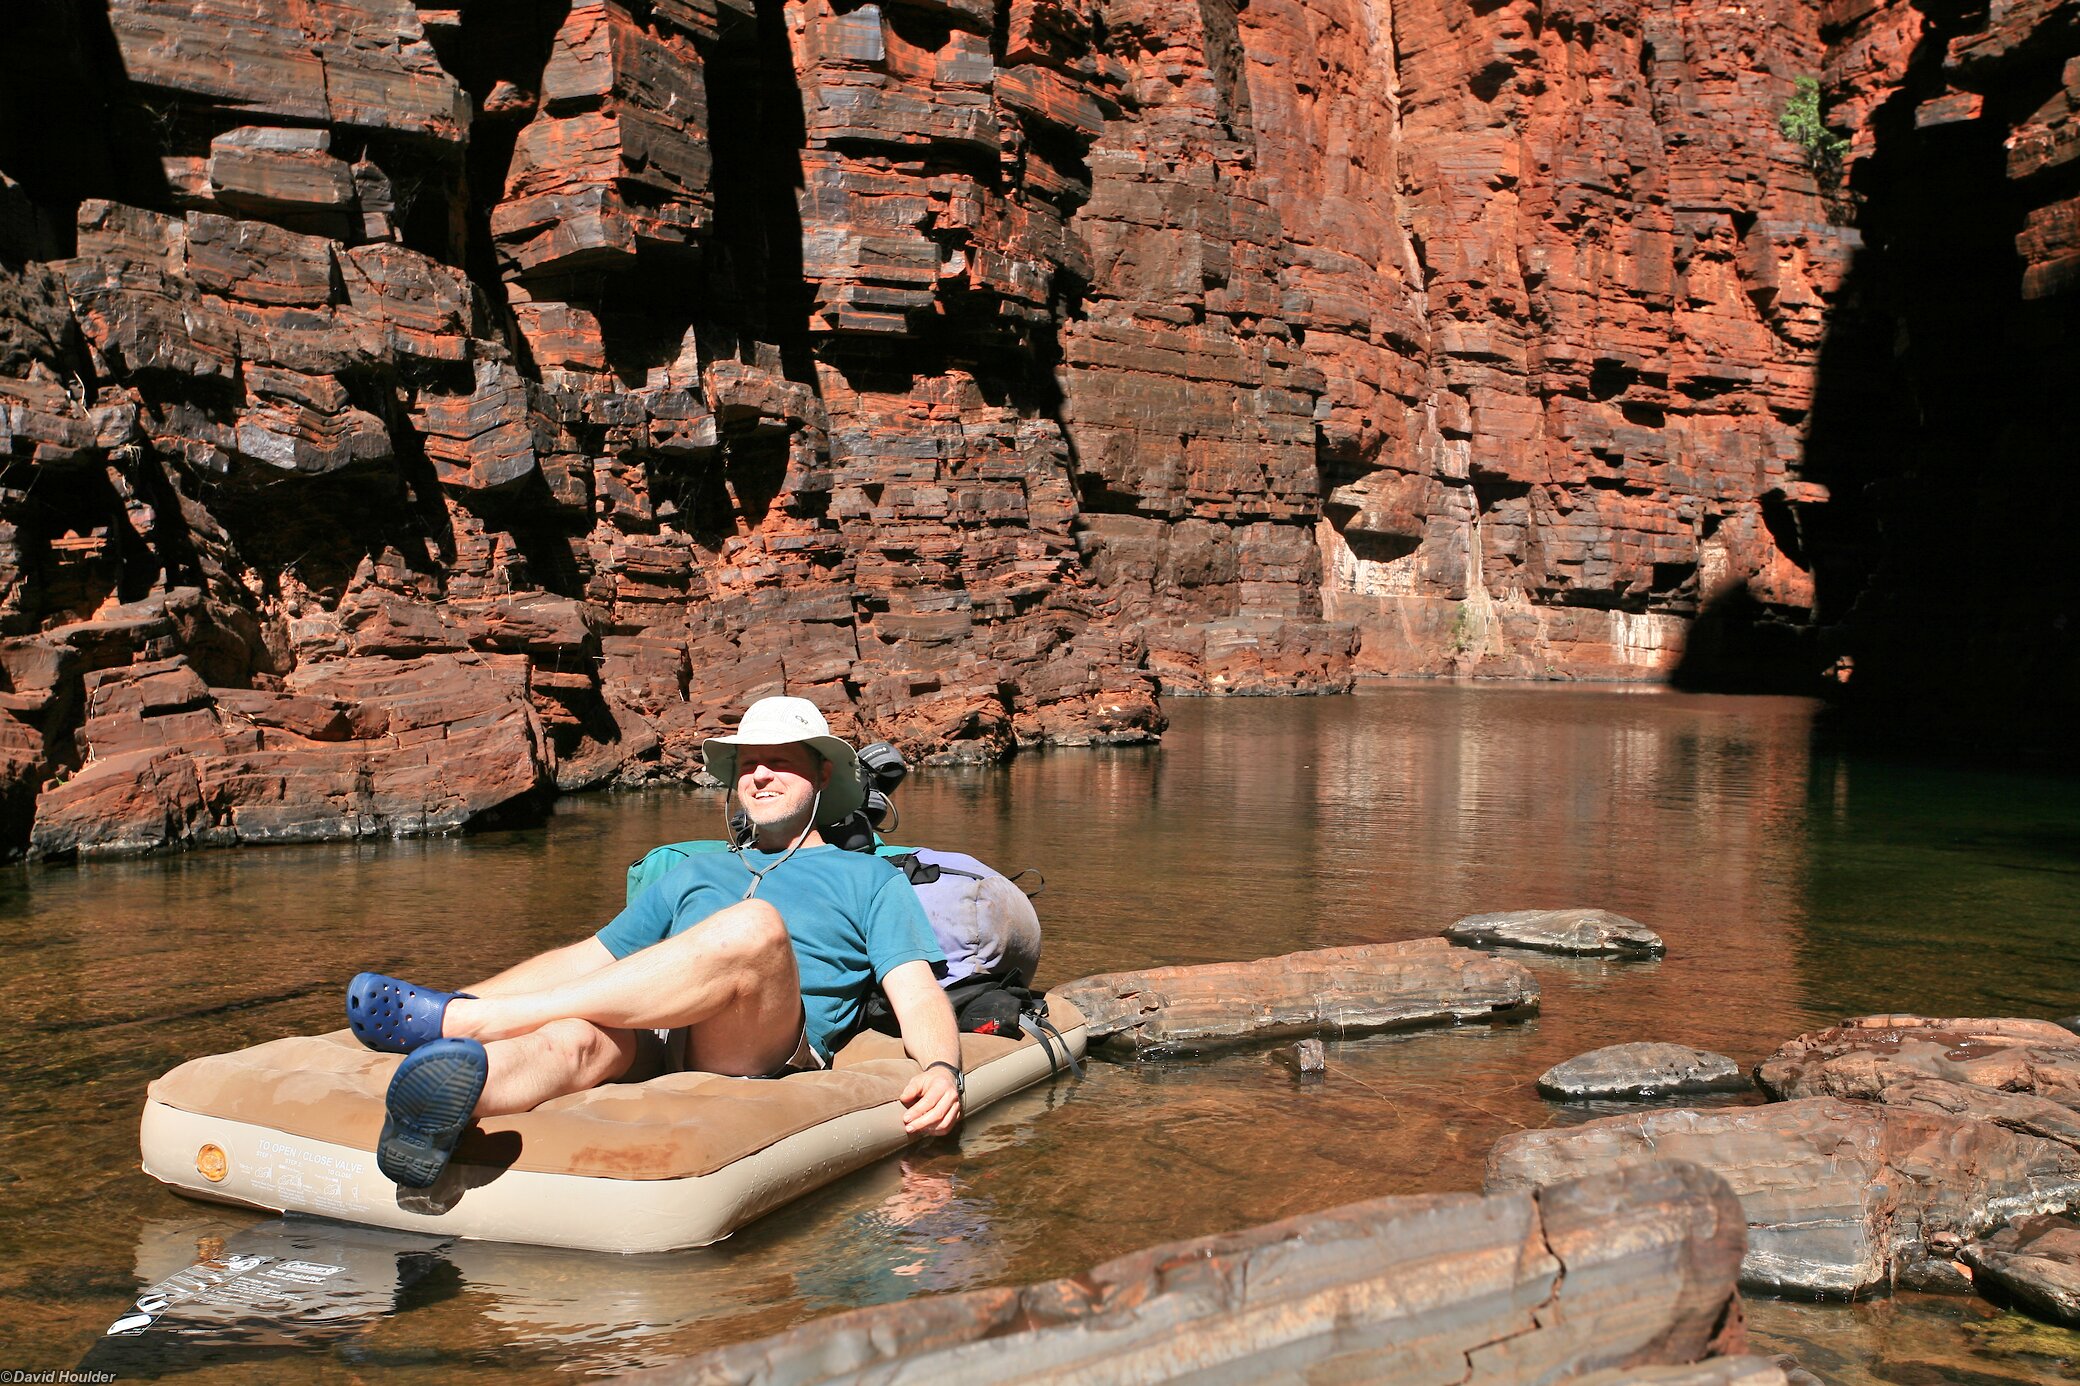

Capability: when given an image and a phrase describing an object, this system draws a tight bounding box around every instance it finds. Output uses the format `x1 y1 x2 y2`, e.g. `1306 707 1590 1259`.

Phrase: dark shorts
624 1010 827 1083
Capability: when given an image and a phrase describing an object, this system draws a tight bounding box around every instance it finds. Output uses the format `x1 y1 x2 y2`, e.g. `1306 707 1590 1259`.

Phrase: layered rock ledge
648 1160 1767 1384
1055 937 1538 1058
1486 1096 2080 1298
1756 1014 2080 1154
1756 1015 2080 1112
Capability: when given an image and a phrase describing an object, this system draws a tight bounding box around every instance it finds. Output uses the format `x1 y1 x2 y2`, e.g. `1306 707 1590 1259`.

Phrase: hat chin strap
730 788 821 900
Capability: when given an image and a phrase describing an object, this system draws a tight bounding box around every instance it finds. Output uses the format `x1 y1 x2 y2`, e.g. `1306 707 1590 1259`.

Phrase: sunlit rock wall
6 0 2051 855
1271 0 1846 682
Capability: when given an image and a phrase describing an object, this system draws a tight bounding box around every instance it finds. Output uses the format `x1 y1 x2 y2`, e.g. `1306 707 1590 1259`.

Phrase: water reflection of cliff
903 686 1822 1062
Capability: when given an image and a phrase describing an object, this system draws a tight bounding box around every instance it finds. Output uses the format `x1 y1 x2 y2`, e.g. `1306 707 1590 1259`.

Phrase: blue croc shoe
378 1038 489 1189
347 972 473 1054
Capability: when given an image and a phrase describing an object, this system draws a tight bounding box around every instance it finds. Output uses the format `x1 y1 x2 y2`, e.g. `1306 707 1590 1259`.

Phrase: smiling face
735 741 831 846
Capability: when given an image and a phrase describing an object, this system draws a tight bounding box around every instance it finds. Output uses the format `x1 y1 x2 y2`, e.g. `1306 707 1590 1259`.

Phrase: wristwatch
927 1059 965 1104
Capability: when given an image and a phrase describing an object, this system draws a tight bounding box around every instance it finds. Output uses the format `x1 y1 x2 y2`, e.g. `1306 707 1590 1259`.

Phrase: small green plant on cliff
1447 600 1480 657
1779 76 1851 193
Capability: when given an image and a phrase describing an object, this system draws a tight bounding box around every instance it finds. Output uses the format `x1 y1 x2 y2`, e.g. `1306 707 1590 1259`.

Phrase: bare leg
443 899 805 1079
474 1019 641 1117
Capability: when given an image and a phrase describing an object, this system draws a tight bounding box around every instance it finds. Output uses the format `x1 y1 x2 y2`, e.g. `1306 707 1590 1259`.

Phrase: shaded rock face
3 0 2041 853
1485 1096 2080 1298
1056 936 1539 1057
0 0 1167 856
1795 0 2080 745
1538 1042 1751 1100
654 1159 1761 1384
1965 1214 2080 1328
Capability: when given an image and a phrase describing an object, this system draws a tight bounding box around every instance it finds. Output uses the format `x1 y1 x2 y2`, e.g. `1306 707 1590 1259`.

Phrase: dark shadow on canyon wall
1697 0 2079 760
1670 587 1819 696
703 0 814 380
440 1 575 328
0 0 172 232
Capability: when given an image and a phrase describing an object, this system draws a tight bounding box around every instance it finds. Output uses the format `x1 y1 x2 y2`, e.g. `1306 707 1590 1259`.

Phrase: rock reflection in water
1748 1293 2080 1386
2 686 2076 1382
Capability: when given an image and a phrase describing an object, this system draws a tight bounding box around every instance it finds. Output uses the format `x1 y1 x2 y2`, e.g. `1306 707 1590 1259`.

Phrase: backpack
857 847 1069 1057
873 847 1041 988
624 837 733 904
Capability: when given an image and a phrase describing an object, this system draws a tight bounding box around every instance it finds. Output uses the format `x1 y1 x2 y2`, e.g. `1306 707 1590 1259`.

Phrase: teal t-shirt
596 845 943 1059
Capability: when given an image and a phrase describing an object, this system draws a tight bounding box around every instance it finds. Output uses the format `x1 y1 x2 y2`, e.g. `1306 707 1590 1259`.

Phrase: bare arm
883 959 963 1136
466 937 616 998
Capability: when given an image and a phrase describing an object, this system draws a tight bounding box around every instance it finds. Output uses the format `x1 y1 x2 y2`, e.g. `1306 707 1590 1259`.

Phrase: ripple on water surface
4 684 2078 1379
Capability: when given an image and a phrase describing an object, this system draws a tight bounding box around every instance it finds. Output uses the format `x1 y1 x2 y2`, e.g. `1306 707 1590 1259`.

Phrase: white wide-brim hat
702 696 865 826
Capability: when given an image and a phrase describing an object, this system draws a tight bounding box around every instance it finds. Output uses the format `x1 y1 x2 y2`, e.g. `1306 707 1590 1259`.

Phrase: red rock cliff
0 0 2068 855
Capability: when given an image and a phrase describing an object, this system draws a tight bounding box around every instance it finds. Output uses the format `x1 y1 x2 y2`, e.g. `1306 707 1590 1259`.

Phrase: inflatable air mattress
139 998 1086 1253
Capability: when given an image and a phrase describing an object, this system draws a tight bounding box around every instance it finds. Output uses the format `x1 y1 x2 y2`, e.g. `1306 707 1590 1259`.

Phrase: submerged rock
1538 1043 1751 1100
1269 1037 1327 1077
661 1160 1760 1384
1055 938 1537 1058
1568 1364 1792 1386
1485 1098 2080 1298
1964 1214 2080 1328
1445 907 1666 958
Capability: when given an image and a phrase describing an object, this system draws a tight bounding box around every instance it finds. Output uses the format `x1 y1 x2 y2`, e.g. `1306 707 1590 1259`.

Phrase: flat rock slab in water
1269 1037 1327 1075
1539 1043 1752 1100
657 1160 1758 1384
1445 907 1666 958
1965 1214 2080 1327
1054 937 1537 1057
1485 1097 2080 1298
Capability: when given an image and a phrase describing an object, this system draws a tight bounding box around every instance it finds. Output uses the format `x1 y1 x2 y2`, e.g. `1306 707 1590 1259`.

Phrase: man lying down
342 696 964 1188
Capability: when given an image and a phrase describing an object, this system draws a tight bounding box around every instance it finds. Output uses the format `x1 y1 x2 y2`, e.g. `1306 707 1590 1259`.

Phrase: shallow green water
3 685 2077 1379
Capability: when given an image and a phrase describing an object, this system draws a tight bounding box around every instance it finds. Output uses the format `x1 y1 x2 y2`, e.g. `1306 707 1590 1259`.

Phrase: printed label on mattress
236 1136 372 1215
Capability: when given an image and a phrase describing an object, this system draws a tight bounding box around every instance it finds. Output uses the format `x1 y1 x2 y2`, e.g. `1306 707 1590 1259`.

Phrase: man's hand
883 958 963 1137
900 1062 962 1136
